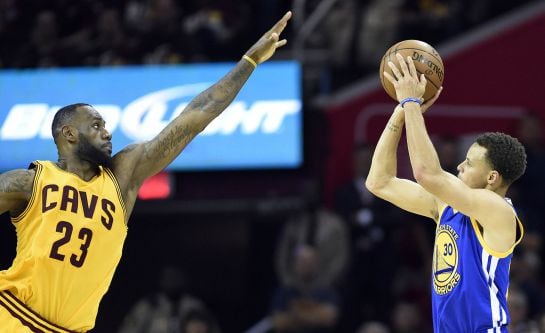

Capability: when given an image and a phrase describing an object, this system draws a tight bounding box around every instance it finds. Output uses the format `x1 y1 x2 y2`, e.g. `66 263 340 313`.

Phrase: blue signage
0 61 302 171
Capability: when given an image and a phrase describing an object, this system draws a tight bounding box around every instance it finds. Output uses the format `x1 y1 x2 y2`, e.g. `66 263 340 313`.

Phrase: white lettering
121 84 210 140
1 104 48 140
0 86 301 142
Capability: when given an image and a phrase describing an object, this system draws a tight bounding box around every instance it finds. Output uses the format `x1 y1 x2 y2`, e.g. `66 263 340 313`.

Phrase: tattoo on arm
144 124 193 160
387 122 401 132
186 60 254 118
0 170 34 194
123 61 255 183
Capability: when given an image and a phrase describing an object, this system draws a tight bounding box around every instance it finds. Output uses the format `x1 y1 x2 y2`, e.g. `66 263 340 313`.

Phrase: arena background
1 1 545 332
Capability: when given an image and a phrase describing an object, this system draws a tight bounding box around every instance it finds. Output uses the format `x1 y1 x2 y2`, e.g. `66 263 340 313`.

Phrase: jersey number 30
49 221 93 268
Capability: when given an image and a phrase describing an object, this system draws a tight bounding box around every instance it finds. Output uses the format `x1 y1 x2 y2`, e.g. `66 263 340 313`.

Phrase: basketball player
0 11 291 332
366 53 526 332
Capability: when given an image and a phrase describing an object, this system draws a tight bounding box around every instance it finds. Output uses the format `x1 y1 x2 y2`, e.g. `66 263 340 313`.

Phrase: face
294 245 318 282
456 143 493 189
184 321 209 333
74 106 113 168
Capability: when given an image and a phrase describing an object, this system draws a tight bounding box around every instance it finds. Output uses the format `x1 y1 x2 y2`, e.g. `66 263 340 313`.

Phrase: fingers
396 54 410 77
387 61 403 80
270 11 292 35
408 56 417 78
421 87 443 111
269 33 287 48
383 71 397 85
276 39 288 48
269 32 279 42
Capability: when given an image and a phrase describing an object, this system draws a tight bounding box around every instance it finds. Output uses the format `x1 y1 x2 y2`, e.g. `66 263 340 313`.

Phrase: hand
244 11 291 64
393 86 442 115
421 86 443 113
384 53 426 102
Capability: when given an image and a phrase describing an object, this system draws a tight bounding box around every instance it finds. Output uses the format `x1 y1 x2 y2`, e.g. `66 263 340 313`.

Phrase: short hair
475 132 527 185
51 103 91 143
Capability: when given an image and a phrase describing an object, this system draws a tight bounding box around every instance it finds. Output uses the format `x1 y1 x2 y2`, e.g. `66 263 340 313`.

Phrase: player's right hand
244 11 291 65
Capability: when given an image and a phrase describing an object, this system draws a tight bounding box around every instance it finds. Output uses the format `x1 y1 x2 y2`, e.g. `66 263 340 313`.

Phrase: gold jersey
0 161 127 331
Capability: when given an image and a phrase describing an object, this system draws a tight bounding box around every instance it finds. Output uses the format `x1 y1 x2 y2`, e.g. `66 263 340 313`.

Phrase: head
517 112 543 148
508 288 528 325
52 103 113 169
356 321 390 333
181 310 218 333
293 244 319 284
391 301 421 332
353 143 374 179
158 265 188 300
456 132 526 193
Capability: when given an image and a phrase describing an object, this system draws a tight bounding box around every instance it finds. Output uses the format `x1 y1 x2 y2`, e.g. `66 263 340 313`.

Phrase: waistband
0 290 82 333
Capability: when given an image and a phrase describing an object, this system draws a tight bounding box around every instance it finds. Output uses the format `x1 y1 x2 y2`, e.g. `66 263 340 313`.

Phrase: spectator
391 301 428 333
181 309 221 333
118 265 213 333
270 244 340 333
356 321 390 333
333 143 400 327
507 288 539 333
276 181 349 290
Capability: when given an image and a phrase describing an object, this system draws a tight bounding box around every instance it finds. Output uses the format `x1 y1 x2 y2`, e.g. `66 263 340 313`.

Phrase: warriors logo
433 225 461 295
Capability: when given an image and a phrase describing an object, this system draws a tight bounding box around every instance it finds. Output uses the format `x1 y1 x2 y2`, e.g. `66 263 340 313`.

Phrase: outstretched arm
112 12 292 192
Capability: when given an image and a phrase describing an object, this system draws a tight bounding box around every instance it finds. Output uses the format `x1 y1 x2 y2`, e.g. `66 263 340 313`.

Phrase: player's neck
56 156 101 181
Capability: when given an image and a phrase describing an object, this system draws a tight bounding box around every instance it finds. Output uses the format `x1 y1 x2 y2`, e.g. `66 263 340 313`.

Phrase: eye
92 123 100 129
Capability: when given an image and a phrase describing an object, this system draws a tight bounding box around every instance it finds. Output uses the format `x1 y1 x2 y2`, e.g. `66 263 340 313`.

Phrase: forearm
403 103 442 179
366 107 405 190
185 58 255 125
135 59 255 178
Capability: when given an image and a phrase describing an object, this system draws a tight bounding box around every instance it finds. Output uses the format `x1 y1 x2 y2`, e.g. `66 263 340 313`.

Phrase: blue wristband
400 97 422 108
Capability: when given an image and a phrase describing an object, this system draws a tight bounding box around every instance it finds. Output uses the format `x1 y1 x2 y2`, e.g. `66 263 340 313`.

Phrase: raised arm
366 93 443 221
385 54 516 251
112 12 292 192
0 169 35 216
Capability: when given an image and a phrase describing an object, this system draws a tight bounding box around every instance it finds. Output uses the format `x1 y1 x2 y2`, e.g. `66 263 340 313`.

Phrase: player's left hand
244 11 291 65
421 86 443 113
384 53 426 102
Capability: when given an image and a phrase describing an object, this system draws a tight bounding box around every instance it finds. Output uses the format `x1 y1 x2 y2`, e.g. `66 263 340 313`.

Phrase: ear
487 170 501 186
61 125 78 143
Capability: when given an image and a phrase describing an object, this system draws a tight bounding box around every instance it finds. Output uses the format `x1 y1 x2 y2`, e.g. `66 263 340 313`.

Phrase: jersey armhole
103 167 128 224
11 162 42 223
469 215 523 258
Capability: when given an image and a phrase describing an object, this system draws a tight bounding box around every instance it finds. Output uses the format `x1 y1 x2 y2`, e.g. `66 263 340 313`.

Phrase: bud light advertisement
0 61 302 171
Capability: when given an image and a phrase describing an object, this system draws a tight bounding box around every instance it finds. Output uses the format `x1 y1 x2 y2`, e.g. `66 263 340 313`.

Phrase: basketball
379 40 444 102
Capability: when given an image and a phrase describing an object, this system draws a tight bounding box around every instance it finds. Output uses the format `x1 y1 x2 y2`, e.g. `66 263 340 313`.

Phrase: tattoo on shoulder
0 169 35 193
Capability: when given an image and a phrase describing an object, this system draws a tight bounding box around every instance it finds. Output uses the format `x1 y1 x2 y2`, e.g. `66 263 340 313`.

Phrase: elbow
365 177 386 196
413 168 441 189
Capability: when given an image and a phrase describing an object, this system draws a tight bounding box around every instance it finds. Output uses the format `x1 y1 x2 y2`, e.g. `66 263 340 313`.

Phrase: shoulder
0 168 37 194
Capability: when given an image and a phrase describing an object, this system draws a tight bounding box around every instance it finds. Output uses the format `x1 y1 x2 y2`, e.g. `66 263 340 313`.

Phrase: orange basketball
379 40 444 102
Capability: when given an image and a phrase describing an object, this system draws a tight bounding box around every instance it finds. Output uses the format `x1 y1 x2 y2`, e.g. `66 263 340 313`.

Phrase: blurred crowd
0 0 534 90
0 0 258 68
0 0 543 332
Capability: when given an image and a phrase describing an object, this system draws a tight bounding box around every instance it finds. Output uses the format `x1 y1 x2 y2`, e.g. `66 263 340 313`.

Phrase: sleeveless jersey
431 203 523 333
0 161 127 331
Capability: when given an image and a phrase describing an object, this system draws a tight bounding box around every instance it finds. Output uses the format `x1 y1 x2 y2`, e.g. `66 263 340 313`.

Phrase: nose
102 128 112 141
457 161 464 173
